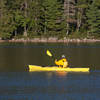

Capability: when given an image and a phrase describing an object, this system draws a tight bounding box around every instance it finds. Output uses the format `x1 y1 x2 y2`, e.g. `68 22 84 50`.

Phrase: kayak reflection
56 71 68 77
46 71 68 78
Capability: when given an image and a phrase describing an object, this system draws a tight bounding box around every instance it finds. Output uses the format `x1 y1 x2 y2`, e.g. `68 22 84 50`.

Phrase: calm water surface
0 42 100 100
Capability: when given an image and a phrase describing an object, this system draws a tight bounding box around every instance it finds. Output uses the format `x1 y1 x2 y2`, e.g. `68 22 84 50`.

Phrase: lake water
0 42 100 100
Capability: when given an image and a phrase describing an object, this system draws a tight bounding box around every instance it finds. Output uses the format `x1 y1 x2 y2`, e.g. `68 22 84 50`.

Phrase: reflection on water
0 71 100 100
55 71 68 77
45 71 68 78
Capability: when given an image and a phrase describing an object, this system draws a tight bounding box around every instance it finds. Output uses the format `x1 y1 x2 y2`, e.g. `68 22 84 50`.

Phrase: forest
0 0 100 39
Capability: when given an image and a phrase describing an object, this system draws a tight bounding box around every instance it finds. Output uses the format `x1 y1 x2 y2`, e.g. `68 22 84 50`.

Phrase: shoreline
0 38 100 43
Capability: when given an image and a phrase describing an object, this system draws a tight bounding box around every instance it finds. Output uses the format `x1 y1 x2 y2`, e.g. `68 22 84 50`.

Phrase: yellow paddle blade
46 50 52 57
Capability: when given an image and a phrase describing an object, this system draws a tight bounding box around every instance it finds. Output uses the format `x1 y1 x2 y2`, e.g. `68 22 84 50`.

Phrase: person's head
62 55 65 58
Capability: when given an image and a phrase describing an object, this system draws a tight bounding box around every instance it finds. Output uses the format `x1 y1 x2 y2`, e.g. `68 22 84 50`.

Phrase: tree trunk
44 8 47 35
64 0 69 35
15 30 17 36
77 8 82 32
23 0 28 37
67 0 69 35
64 0 76 35
24 26 27 37
0 0 3 22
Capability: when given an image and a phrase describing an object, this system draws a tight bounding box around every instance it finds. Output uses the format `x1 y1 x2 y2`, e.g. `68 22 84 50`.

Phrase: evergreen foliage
41 0 66 37
0 0 100 39
86 0 100 35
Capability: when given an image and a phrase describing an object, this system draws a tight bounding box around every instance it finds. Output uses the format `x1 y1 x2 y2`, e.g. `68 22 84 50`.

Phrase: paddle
46 49 57 62
46 50 56 66
46 50 53 57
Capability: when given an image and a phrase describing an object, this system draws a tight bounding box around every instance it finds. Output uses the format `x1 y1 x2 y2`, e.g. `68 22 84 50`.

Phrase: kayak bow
28 65 89 72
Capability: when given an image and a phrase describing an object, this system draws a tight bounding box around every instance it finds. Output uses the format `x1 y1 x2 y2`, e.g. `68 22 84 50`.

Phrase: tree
76 0 88 32
0 0 13 39
27 0 44 37
64 0 76 35
42 0 66 37
1 0 100 39
86 0 100 35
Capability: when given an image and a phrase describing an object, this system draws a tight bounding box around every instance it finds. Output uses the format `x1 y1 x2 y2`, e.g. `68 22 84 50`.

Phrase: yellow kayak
28 65 90 72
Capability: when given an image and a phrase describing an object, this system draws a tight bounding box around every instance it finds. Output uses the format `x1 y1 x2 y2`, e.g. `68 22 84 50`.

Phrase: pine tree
27 0 44 37
76 0 88 32
3 0 42 37
64 0 76 35
86 0 100 35
0 0 13 39
42 0 66 37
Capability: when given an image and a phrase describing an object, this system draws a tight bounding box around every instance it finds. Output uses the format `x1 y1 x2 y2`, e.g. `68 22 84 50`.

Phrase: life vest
55 58 67 66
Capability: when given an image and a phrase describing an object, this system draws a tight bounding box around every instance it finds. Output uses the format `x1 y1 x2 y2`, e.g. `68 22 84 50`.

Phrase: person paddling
55 55 68 68
46 50 68 68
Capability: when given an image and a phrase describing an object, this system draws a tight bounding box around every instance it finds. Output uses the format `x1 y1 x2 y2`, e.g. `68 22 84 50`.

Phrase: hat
62 55 65 58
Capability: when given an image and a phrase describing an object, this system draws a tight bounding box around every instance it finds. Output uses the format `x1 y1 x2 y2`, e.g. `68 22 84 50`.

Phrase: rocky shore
0 38 100 43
